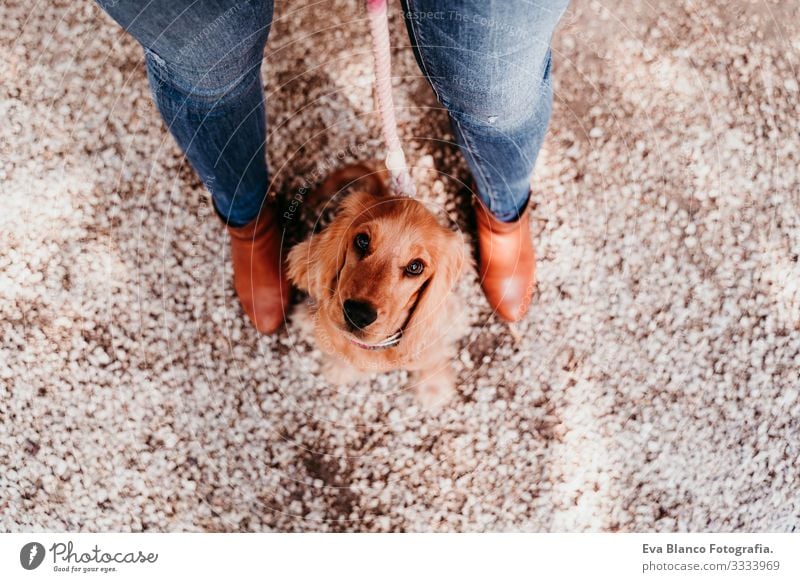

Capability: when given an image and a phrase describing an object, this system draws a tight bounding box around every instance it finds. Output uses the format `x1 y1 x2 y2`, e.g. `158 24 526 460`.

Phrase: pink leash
365 0 417 197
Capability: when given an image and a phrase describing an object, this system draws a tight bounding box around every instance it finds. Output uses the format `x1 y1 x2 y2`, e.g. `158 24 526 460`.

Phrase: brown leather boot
227 203 289 334
473 195 537 322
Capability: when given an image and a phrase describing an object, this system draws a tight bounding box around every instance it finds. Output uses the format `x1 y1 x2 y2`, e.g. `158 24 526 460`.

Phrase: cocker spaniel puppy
287 163 467 407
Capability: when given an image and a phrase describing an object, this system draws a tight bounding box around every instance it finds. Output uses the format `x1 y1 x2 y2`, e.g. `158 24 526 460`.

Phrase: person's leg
402 0 568 220
96 0 274 227
97 0 287 333
402 0 569 321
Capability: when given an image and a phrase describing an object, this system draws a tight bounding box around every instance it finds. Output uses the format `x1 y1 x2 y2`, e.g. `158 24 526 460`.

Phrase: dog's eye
354 233 370 254
405 259 424 276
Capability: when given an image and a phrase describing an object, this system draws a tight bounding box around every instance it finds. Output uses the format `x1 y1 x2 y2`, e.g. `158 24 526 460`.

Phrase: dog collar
349 330 402 351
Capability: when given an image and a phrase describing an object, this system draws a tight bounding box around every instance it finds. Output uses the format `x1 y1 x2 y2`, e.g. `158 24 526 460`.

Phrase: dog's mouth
346 329 403 351
337 280 428 352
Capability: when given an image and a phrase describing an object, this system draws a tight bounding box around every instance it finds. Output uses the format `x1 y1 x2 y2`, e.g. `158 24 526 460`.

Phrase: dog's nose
343 299 378 330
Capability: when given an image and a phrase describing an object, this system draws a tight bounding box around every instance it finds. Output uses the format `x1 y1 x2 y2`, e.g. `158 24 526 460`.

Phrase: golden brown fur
287 163 467 407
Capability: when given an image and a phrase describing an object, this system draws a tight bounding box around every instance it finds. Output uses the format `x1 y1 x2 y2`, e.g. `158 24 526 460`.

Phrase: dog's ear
401 228 466 350
286 225 344 300
287 190 379 299
286 238 315 294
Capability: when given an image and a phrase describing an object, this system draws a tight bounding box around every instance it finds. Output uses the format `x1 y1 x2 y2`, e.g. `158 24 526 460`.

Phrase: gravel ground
1 0 799 532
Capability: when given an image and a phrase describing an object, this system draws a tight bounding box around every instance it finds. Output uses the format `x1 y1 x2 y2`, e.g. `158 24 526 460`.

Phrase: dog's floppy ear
401 228 466 350
287 189 378 299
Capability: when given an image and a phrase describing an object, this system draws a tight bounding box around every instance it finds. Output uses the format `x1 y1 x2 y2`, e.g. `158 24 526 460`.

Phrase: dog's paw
413 368 456 410
322 357 362 386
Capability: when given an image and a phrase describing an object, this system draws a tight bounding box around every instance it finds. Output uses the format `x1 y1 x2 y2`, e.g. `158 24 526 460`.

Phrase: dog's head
288 189 464 352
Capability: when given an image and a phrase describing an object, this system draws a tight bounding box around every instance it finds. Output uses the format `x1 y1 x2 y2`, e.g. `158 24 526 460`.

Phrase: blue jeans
97 0 568 226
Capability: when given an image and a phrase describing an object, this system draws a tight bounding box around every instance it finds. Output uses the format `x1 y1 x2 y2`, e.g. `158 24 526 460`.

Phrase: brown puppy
287 163 467 407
